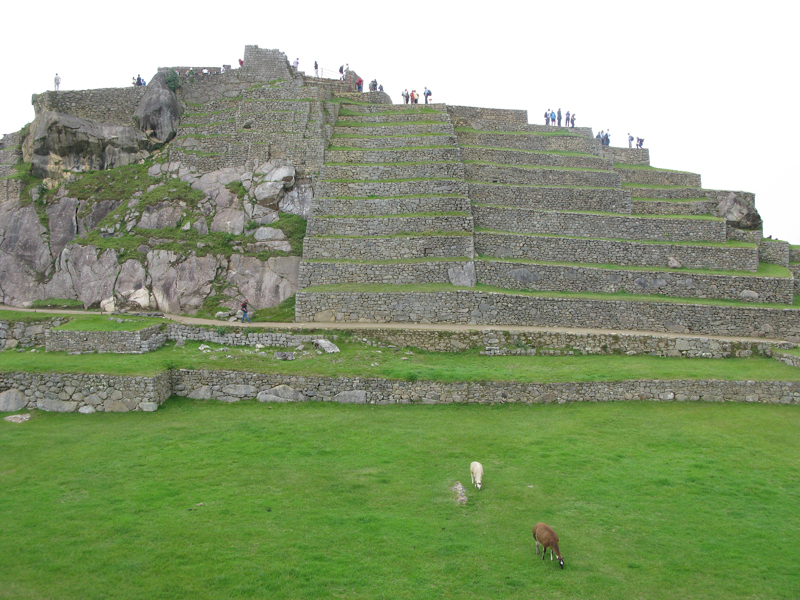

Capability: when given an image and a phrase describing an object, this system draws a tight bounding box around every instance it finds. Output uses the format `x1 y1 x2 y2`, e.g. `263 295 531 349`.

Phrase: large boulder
133 71 181 144
718 192 763 230
26 111 153 179
225 254 300 309
148 250 221 314
46 197 79 259
62 245 120 308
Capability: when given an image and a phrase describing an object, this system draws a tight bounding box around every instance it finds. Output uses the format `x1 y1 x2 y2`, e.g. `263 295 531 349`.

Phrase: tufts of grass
54 315 166 332
252 294 296 322
29 298 85 310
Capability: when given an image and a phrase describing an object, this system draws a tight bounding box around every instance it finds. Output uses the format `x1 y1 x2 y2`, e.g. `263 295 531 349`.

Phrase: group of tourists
627 133 645 149
368 80 384 92
132 74 146 87
544 108 575 128
597 130 611 146
401 87 432 104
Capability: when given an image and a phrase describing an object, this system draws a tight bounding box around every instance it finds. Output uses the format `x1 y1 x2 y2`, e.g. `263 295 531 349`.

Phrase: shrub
164 70 181 92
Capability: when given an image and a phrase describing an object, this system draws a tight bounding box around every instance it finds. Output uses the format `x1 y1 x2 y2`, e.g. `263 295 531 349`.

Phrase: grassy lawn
53 315 166 332
1 400 797 599
2 340 799 382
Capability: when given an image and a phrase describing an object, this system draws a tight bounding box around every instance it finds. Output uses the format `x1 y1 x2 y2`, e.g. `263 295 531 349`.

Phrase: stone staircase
296 102 799 342
299 103 476 290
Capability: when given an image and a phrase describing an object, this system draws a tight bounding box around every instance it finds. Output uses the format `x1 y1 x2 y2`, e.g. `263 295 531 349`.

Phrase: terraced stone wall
295 290 800 340
447 106 529 126
45 324 167 354
461 147 612 170
472 206 727 242
474 260 794 304
468 184 630 213
165 324 331 347
600 147 650 165
302 235 474 260
0 371 171 413
465 164 620 188
306 215 473 237
1 319 65 350
32 88 145 126
760 239 791 266
617 168 701 188
475 232 759 271
312 197 472 217
631 199 718 216
298 260 473 287
456 130 600 154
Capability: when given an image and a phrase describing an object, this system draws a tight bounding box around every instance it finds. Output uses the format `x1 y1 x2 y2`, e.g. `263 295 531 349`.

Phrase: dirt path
1 305 785 344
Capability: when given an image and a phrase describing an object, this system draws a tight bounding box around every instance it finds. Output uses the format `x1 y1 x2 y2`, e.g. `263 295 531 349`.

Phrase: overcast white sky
2 0 797 243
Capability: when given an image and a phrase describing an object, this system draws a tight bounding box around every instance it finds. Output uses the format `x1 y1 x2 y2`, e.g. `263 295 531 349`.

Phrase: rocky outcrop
133 71 181 143
225 255 300 309
718 191 763 230
25 111 153 179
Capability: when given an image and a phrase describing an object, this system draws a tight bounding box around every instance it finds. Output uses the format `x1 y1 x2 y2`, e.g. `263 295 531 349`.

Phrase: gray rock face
448 262 477 287
253 227 286 242
138 202 182 229
264 384 307 402
718 192 763 230
148 250 221 314
740 290 760 301
115 259 151 308
36 398 77 413
279 182 313 219
668 256 682 269
313 339 340 354
0 389 27 412
188 386 212 400
47 197 79 259
26 111 153 179
225 255 300 310
63 245 120 308
0 202 51 273
133 71 181 144
274 352 295 360
333 390 367 404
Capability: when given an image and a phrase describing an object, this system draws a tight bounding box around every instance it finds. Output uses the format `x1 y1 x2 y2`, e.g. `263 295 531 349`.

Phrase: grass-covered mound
1 400 797 599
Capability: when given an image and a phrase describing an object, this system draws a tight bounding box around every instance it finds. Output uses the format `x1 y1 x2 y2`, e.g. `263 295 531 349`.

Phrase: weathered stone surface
313 339 340 354
0 203 51 272
225 255 299 309
333 390 367 404
718 192 763 230
668 256 682 269
221 384 258 398
115 259 151 308
188 386 212 400
139 402 159 412
133 71 181 143
279 182 313 218
265 384 307 402
78 405 96 414
148 250 220 314
253 227 286 242
138 202 181 229
274 352 295 360
36 398 77 412
46 197 80 259
0 389 27 412
26 111 152 179
448 262 477 287
62 245 120 308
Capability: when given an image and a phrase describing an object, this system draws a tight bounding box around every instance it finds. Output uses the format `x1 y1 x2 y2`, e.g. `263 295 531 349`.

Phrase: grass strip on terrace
472 204 724 221
337 107 442 116
326 145 455 152
460 145 600 158
315 211 469 219
467 180 618 190
322 177 463 184
324 161 461 167
474 228 756 248
455 126 582 137
300 282 800 309
318 193 468 200
302 256 473 264
632 197 713 203
622 183 702 190
474 256 792 278
3 340 799 382
465 160 610 173
53 315 166 332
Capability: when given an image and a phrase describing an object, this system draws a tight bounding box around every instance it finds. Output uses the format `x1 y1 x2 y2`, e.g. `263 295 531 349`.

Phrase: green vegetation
455 126 582 137
465 160 609 173
335 120 447 128
1 400 798 599
632 197 711 203
29 298 85 310
252 294 296 322
622 183 700 190
337 107 441 116
317 211 468 219
163 70 181 92
460 145 598 158
473 203 724 221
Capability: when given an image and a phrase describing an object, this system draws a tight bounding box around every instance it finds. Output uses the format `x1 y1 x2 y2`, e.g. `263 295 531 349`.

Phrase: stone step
315 178 469 198
468 183 630 213
325 147 461 164
474 259 794 304
465 162 621 188
295 288 800 341
632 198 719 216
461 146 612 171
791 247 800 262
302 234 474 260
321 162 465 181
473 205 727 243
789 263 800 294
474 231 758 272
306 215 473 236
339 103 448 114
333 123 454 136
299 259 475 288
312 196 472 217
455 129 602 155
616 167 702 188
328 134 457 149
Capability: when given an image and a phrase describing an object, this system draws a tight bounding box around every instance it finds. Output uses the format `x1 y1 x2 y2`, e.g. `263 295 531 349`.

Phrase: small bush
164 70 181 92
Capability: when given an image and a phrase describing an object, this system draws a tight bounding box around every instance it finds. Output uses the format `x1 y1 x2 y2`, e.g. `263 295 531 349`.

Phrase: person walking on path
557 108 562 127
241 298 251 323
54 73 61 91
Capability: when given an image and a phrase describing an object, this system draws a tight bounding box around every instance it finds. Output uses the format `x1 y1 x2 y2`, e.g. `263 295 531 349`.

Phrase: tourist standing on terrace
565 111 571 126
570 113 576 127
402 89 410 103
241 298 251 323
424 87 432 103
293 58 299 70
557 108 562 127
314 61 318 77
628 133 634 148
54 73 60 91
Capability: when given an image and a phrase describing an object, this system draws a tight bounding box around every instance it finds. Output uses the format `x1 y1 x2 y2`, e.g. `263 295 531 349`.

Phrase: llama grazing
533 522 564 569
470 461 484 490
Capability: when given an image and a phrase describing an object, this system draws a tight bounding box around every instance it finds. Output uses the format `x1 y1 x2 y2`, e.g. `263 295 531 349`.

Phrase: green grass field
1 400 798 600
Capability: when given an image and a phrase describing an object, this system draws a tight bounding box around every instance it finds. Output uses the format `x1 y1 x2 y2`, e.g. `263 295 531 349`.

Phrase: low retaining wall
45 324 167 354
321 162 465 182
465 163 620 188
165 324 335 347
760 240 790 267
295 290 800 341
1 318 66 350
315 178 468 198
312 197 472 217
0 371 171 413
455 131 599 155
305 215 473 236
631 199 719 216
298 260 472 287
461 147 612 171
302 234 473 260
616 168 701 188
172 371 800 405
599 147 650 166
